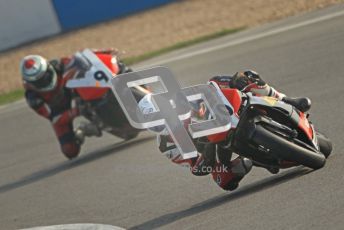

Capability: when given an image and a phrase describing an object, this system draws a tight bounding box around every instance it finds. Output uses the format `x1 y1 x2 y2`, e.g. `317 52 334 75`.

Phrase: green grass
0 27 243 106
0 89 24 106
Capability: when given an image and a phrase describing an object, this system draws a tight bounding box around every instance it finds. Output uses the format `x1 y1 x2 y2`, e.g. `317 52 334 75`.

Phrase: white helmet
138 94 167 133
20 55 57 92
138 94 196 134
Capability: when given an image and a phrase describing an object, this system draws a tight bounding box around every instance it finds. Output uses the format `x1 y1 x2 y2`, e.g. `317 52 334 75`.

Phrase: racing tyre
251 125 326 169
316 132 332 158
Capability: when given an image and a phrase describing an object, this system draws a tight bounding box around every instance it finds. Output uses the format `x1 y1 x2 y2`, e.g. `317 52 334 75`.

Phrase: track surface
1 5 344 230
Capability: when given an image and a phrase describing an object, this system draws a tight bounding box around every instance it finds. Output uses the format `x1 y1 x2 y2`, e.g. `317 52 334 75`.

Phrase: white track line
20 223 125 230
146 9 344 66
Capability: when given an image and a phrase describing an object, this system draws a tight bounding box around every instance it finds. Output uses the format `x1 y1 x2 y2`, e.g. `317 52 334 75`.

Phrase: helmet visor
31 66 57 91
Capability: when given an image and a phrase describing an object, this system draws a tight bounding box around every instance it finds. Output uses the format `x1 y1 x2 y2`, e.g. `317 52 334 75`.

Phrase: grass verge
0 27 243 106
0 89 24 106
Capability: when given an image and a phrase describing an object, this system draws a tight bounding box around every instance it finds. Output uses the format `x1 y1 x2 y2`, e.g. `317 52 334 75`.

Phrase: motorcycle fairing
206 81 240 143
298 112 318 148
66 49 118 100
221 88 242 114
249 95 318 149
249 95 293 113
208 81 239 128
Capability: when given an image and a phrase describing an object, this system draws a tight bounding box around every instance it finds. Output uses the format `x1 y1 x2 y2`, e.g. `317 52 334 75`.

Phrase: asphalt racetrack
1 4 344 230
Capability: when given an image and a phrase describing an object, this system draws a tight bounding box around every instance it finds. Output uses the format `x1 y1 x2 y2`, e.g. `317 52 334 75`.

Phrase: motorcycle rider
139 70 311 191
20 48 131 159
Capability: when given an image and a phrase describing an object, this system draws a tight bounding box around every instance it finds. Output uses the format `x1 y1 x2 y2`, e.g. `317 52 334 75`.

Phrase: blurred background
0 0 342 95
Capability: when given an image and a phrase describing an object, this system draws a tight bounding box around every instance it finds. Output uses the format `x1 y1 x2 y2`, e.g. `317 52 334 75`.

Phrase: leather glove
230 72 250 90
231 70 266 90
243 70 266 86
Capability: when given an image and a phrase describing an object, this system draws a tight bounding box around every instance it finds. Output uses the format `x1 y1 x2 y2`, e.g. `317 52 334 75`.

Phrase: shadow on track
0 136 153 194
130 166 313 230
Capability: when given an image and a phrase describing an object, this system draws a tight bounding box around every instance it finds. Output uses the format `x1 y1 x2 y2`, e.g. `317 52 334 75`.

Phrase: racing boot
211 157 253 191
191 141 216 176
74 122 102 143
74 129 85 145
282 97 311 113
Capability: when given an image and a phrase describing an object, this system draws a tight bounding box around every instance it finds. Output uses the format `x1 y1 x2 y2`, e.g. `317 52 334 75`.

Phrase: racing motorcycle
66 49 148 140
207 83 332 171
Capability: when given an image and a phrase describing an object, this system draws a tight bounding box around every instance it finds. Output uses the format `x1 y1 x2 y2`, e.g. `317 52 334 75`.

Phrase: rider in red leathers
139 70 311 191
20 49 130 159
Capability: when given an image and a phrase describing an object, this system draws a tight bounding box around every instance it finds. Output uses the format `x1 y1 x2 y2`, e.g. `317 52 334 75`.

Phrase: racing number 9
94 70 109 82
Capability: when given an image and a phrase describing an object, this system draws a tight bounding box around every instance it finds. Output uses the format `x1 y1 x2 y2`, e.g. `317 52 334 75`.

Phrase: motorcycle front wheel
251 125 326 170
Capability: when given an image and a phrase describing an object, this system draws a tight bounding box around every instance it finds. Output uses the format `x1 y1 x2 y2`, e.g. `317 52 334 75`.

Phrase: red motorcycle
66 49 148 140
207 82 332 171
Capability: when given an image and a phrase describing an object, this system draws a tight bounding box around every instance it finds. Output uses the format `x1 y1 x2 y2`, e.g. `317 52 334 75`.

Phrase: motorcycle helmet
138 94 167 133
20 55 57 92
138 94 195 135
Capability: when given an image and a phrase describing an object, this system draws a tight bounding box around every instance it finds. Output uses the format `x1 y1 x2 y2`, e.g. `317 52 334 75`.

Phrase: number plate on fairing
66 49 114 89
